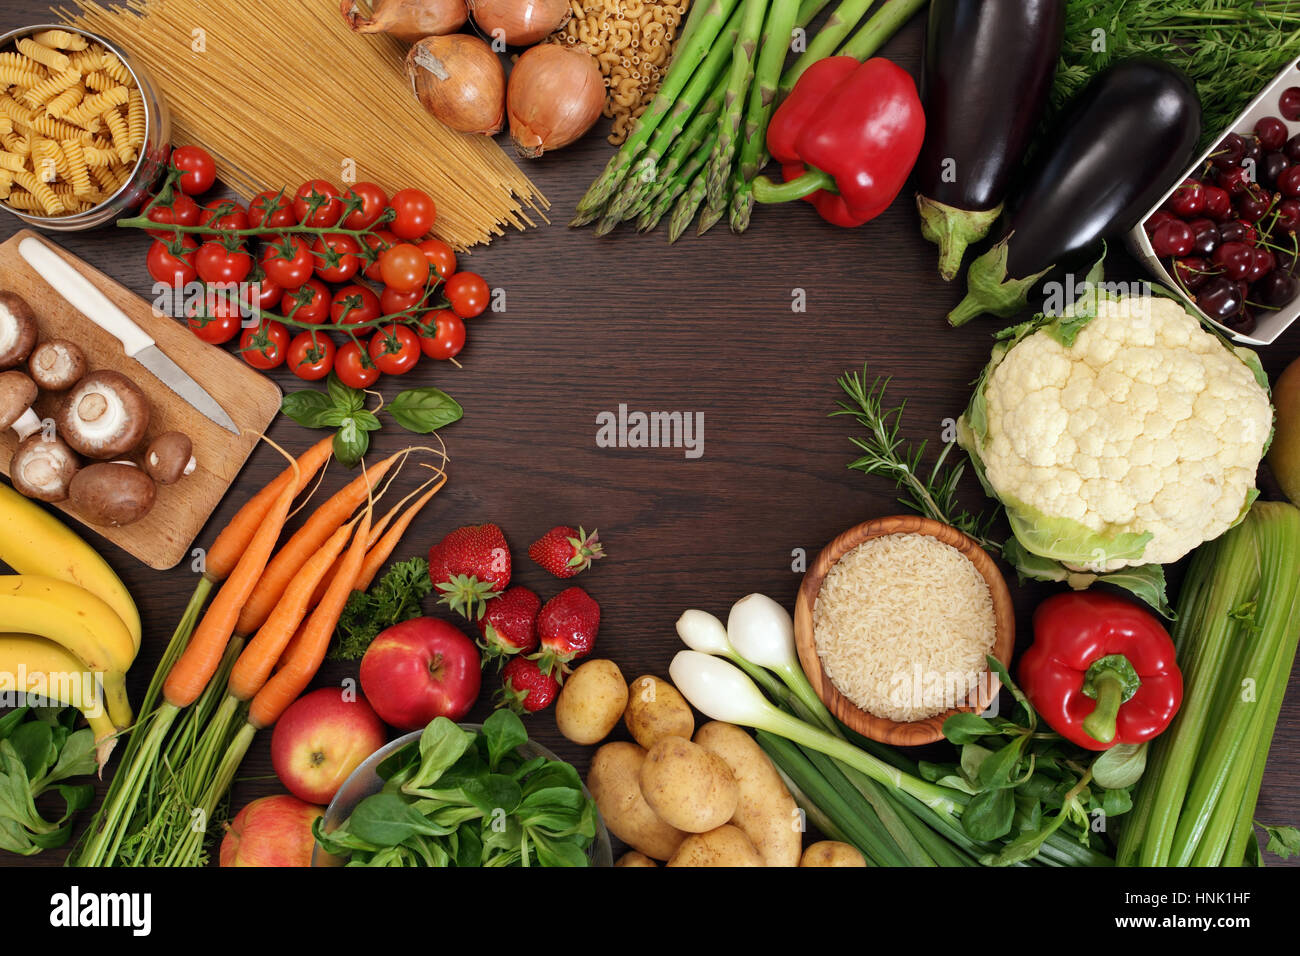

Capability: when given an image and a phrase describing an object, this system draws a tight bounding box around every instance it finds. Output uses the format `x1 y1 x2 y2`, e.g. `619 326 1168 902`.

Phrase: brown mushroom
143 431 195 485
9 433 80 502
28 340 86 391
0 370 41 439
57 370 150 460
67 461 156 526
0 293 37 371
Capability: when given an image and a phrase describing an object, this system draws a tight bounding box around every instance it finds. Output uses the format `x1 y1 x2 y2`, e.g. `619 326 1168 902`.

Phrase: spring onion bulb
675 609 734 656
727 593 835 731
669 651 967 819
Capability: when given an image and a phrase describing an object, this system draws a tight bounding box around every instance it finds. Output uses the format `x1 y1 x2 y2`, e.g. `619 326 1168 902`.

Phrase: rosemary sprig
832 367 999 552
1050 0 1300 151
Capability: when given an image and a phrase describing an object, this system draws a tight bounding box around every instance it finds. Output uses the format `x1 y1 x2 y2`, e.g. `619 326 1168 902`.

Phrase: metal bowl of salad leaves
312 710 612 867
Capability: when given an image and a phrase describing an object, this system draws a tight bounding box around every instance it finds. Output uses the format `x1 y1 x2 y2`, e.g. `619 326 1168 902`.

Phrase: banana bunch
0 483 141 767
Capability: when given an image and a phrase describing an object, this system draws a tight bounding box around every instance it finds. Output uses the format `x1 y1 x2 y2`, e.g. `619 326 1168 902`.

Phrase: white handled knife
19 236 240 435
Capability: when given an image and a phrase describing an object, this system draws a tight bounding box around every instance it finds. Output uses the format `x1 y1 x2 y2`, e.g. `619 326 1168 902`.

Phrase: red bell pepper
1018 591 1183 751
753 56 925 227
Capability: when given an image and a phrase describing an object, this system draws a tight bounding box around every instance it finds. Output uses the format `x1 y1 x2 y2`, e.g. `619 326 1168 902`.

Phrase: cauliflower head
959 295 1272 572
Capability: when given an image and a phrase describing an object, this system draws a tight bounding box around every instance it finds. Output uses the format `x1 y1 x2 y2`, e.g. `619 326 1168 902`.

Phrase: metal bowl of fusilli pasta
0 24 169 231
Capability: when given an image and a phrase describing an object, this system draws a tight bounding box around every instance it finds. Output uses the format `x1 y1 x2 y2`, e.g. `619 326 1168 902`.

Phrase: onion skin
507 44 604 158
469 0 570 47
341 0 469 43
406 34 505 135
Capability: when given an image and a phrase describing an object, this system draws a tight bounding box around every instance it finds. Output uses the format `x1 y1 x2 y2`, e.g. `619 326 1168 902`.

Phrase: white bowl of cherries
1128 56 1300 346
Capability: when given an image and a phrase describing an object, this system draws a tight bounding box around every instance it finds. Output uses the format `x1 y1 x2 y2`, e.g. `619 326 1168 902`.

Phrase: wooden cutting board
0 230 282 570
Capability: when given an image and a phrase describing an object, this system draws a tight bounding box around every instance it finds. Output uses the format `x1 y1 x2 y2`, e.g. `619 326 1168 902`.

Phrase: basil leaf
482 709 527 770
1091 742 1148 790
962 788 1015 841
327 372 364 413
389 387 463 434
281 389 337 428
353 410 382 432
333 422 369 468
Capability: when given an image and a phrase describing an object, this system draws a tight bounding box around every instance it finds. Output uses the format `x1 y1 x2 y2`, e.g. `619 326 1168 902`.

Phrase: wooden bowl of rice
793 515 1014 746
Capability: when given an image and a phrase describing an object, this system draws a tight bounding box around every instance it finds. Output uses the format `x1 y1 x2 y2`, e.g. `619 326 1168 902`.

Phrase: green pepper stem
752 169 837 204
1082 673 1125 745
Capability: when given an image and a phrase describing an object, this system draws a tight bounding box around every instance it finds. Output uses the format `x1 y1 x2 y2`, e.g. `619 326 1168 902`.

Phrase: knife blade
18 236 240 434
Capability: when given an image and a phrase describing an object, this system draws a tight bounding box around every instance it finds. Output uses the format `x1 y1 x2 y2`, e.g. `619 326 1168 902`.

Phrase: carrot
308 470 447 605
233 450 407 636
164 454 300 708
226 517 359 701
205 436 332 581
248 503 373 729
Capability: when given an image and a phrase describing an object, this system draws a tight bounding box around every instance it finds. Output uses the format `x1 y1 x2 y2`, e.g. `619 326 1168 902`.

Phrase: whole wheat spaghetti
61 0 548 248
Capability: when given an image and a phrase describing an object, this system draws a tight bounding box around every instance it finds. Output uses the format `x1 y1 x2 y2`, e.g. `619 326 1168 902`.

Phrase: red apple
219 794 323 867
270 687 387 805
360 616 482 730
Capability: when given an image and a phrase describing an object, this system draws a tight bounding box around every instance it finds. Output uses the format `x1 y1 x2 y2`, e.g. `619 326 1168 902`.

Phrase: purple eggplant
948 58 1201 327
916 0 1064 280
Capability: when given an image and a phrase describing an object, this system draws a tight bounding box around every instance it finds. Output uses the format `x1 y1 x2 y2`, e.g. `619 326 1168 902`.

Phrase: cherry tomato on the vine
417 309 466 360
195 241 253 286
145 192 200 240
311 233 362 283
388 188 436 240
293 179 343 228
185 295 241 345
260 235 314 290
249 190 296 229
147 237 198 287
280 278 331 325
444 271 490 318
240 319 290 370
342 182 389 231
198 200 250 232
335 340 380 389
368 324 421 375
415 238 457 280
361 229 398 282
287 330 336 380
172 145 216 196
379 243 431 292
242 267 282 312
330 284 382 330
380 285 425 316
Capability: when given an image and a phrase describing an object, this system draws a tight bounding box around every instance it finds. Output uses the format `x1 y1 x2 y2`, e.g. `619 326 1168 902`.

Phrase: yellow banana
0 575 134 727
0 633 121 769
0 483 142 656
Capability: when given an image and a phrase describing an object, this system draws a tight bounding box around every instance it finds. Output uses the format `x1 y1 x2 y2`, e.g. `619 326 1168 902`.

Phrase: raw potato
624 674 694 749
639 736 738 833
800 841 867 867
556 659 628 745
667 825 764 867
586 741 686 861
615 851 657 867
693 721 801 867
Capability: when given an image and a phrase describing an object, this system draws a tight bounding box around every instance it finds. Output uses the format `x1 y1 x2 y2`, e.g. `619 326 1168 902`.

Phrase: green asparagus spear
779 0 875 92
704 0 769 209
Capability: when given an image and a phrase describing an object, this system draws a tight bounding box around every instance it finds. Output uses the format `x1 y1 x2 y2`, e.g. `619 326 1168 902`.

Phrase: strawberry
496 656 559 714
427 523 511 621
534 586 600 678
528 525 605 578
477 585 541 665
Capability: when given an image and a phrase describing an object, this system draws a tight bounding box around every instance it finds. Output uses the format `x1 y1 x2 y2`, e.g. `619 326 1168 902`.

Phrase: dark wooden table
3 5 1297 867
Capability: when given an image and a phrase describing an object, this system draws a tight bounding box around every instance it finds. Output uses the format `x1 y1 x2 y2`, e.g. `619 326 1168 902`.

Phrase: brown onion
507 44 604 158
405 34 505 135
469 0 570 47
341 0 469 43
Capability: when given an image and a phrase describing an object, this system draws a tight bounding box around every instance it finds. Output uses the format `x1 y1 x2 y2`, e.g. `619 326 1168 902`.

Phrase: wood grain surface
0 6 1296 866
792 514 1015 747
0 230 282 569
